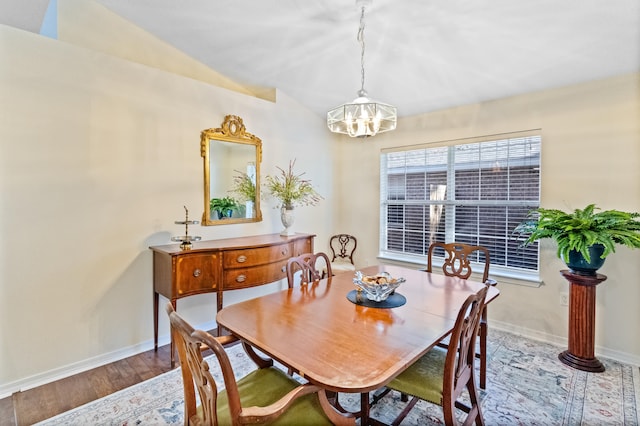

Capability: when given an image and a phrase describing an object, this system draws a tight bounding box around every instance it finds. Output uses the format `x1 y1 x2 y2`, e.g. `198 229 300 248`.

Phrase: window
380 134 541 280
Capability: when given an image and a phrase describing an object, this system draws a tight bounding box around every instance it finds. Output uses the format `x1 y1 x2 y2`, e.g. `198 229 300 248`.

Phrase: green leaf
513 204 640 262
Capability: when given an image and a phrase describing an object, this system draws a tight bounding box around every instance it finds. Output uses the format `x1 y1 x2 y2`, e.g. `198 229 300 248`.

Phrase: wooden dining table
216 264 500 424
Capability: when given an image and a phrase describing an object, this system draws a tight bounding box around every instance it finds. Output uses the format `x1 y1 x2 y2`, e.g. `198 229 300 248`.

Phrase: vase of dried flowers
264 159 322 236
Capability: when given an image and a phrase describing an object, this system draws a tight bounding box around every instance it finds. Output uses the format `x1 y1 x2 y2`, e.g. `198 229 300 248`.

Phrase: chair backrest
426 242 491 283
443 285 489 424
166 304 243 426
329 234 357 265
286 252 332 287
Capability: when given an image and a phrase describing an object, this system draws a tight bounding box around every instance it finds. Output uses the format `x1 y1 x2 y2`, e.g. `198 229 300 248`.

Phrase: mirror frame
201 115 263 225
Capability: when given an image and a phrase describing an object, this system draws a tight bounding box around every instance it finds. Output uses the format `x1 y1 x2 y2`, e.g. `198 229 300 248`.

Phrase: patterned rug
36 329 640 425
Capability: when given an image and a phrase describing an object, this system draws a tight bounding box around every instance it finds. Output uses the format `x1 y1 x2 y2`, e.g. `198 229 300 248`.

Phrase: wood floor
1 341 177 425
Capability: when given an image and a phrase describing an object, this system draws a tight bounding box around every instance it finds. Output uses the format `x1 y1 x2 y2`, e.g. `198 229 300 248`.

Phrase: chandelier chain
358 5 366 94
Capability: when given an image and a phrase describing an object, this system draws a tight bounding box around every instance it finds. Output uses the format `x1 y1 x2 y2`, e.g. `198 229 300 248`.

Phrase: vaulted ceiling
2 0 639 118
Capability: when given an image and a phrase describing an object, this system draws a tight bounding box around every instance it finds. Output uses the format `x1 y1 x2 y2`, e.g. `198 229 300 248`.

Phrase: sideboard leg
169 298 177 368
153 291 159 351
216 290 224 336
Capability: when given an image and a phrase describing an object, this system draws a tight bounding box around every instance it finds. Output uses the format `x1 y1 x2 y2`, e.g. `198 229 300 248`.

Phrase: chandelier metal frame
327 0 397 138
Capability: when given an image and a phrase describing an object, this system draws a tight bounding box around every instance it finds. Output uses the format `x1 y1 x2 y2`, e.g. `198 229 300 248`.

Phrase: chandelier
327 0 397 138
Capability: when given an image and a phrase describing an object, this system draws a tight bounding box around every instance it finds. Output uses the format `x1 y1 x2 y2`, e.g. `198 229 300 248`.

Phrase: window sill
376 252 543 288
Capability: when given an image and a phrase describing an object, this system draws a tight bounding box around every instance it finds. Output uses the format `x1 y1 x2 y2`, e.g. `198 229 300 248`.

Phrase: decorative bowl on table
353 271 405 302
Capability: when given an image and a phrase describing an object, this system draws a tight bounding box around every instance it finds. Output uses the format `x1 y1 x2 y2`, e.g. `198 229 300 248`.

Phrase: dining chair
328 234 357 274
381 285 489 426
426 242 498 389
286 252 333 287
166 303 355 426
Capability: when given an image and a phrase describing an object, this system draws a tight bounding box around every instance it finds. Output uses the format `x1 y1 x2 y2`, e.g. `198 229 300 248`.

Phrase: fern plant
209 196 239 219
514 204 640 262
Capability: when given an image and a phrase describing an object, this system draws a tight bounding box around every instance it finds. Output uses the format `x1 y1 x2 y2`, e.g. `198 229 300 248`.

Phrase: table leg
360 393 370 425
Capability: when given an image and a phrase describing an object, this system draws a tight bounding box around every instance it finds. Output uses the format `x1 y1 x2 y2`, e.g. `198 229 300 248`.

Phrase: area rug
36 329 640 425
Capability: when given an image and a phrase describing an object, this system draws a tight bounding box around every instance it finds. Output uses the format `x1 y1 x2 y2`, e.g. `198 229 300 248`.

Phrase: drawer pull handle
193 269 201 277
281 266 286 273
236 274 246 283
237 255 247 263
281 248 288 255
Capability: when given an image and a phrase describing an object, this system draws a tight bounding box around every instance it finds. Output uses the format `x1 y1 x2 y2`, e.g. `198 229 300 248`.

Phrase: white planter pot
280 207 295 236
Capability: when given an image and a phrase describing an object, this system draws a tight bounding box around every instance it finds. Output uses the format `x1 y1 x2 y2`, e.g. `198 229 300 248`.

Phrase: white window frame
378 131 542 284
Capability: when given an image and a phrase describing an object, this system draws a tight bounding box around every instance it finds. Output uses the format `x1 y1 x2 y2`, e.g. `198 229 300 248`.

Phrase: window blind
380 134 541 279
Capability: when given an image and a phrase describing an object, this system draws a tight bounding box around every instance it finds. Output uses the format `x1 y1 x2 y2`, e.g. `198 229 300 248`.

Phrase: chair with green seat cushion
383 285 489 426
166 303 355 426
426 241 498 389
215 367 332 425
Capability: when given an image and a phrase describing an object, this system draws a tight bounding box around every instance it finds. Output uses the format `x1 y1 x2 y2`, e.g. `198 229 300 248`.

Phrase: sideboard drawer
175 253 219 296
292 237 312 256
223 243 292 269
223 259 288 290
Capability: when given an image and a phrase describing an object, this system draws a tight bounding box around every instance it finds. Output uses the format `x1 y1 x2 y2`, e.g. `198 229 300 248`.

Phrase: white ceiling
2 0 639 118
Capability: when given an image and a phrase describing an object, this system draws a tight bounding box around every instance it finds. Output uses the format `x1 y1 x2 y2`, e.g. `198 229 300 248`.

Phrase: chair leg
441 394 457 426
467 378 485 426
479 315 487 390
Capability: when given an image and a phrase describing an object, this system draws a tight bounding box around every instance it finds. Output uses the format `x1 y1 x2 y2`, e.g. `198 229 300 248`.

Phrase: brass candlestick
171 206 201 250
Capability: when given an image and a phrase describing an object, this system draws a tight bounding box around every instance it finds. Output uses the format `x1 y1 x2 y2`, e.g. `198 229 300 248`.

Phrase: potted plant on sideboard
514 204 640 275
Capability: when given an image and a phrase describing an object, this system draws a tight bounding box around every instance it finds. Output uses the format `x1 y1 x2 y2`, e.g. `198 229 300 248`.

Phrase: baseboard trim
492 320 640 367
0 320 218 399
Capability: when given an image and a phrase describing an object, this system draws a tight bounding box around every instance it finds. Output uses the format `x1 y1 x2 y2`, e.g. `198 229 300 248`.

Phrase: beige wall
0 25 337 395
335 72 640 363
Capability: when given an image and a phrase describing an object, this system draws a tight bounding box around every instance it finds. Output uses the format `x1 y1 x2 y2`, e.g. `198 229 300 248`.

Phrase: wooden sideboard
150 233 315 365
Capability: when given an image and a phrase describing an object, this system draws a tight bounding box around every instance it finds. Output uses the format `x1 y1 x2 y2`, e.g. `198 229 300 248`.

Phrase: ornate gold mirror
201 115 262 225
